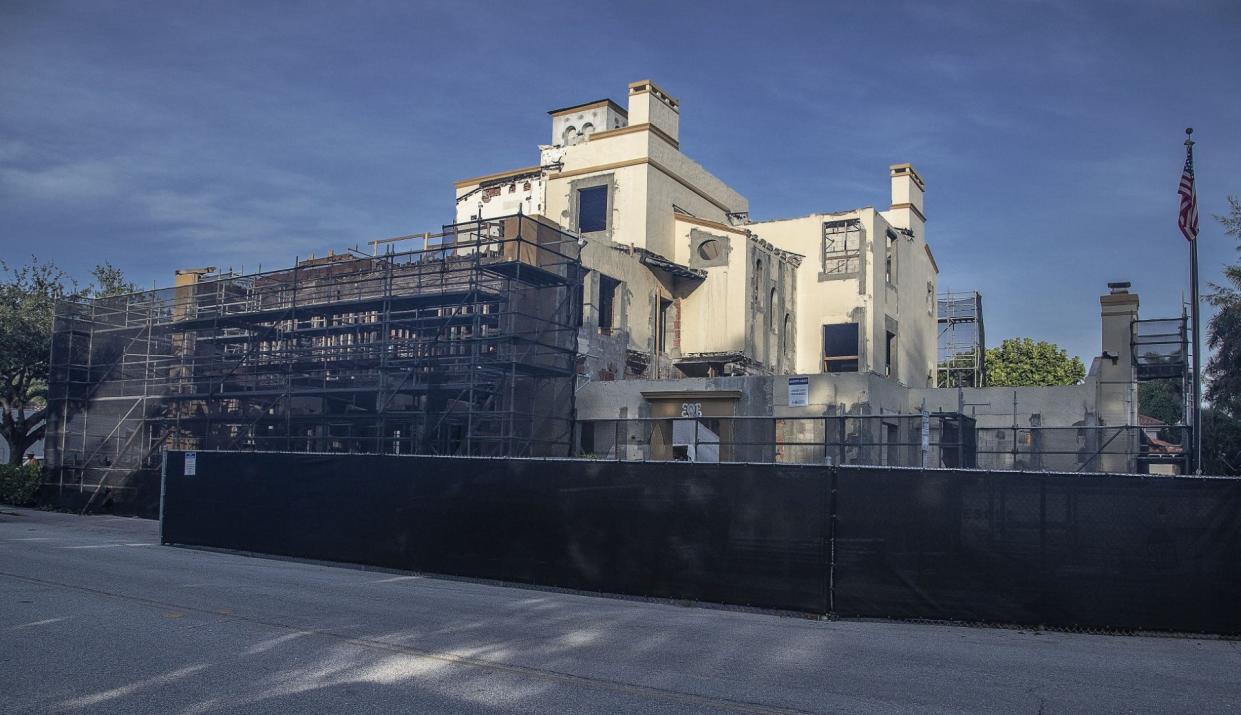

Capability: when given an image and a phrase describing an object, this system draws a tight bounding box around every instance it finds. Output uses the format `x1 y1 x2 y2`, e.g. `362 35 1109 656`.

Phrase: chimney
1100 281 1138 364
174 266 215 288
1095 281 1141 468
627 80 679 143
887 163 926 234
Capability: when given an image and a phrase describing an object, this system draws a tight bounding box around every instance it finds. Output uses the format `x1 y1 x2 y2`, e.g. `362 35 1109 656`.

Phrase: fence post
826 464 839 615
1039 475 1048 617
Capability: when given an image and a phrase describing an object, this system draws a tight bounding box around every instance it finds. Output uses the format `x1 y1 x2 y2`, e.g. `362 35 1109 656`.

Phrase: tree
1205 195 1241 418
90 261 138 298
0 259 133 464
1201 408 1241 476
1139 379 1184 425
0 259 74 464
1199 195 1241 475
936 348 983 388
984 338 1086 387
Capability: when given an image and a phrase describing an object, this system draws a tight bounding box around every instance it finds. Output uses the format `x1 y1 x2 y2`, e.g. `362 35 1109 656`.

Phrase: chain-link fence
576 414 976 468
974 424 1189 473
577 417 1188 474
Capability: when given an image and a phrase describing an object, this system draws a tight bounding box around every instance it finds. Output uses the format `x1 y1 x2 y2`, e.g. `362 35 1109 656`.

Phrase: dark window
573 282 584 327
658 298 673 353
823 322 859 373
884 422 900 466
885 329 897 377
885 230 897 285
579 422 596 455
578 186 608 233
598 275 620 334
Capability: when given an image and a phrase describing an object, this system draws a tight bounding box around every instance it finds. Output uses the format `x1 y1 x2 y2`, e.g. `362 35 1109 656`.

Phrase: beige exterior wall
436 80 1158 471
451 80 931 385
748 165 938 387
674 218 746 356
549 98 628 146
453 80 766 379
747 212 868 375
577 240 671 373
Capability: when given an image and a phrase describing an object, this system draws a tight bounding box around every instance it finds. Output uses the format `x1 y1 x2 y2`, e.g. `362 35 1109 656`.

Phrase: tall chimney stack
627 80 680 144
1096 281 1140 471
887 163 926 235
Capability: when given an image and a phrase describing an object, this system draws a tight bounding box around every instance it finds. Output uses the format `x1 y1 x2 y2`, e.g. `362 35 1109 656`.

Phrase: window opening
578 186 608 233
823 220 863 276
823 323 859 373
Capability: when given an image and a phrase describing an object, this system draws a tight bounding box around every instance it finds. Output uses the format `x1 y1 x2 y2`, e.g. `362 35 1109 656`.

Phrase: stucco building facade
455 80 935 388
452 79 1163 472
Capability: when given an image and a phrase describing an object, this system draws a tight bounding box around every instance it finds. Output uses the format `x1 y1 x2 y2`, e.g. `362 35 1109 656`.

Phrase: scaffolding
45 213 583 503
937 291 985 388
1132 315 1191 473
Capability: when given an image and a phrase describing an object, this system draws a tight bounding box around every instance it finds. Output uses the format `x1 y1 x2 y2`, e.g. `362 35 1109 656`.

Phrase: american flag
1178 145 1198 242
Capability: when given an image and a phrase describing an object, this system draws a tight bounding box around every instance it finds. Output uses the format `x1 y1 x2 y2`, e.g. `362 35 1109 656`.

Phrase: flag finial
1185 127 1194 147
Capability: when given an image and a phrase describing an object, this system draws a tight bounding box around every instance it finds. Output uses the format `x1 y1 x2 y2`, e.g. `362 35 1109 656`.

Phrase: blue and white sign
788 377 809 407
184 451 197 476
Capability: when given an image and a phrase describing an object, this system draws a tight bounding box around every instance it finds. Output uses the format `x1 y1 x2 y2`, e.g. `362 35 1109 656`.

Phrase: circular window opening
697 239 722 261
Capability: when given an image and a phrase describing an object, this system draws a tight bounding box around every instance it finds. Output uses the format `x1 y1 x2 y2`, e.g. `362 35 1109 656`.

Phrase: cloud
0 158 124 202
0 138 388 273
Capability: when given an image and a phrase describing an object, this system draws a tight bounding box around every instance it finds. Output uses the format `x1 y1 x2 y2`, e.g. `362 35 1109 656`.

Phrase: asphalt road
1 508 1238 714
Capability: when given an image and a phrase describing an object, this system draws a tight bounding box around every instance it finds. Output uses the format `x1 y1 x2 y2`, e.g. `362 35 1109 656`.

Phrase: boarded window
823 322 859 373
578 186 608 233
822 220 862 276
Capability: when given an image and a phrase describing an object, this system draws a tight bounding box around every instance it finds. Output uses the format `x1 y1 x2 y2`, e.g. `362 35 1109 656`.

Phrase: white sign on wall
788 377 809 407
184 452 197 476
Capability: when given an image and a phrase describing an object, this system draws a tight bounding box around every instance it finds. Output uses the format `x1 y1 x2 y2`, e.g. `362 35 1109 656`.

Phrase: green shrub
0 464 42 506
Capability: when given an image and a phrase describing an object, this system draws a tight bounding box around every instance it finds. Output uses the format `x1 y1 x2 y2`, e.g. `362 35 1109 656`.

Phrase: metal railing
576 414 976 468
974 424 1188 473
576 417 1189 474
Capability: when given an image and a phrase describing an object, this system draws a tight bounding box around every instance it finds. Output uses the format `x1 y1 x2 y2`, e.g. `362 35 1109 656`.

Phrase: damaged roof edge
454 165 543 190
632 247 707 280
748 207 877 225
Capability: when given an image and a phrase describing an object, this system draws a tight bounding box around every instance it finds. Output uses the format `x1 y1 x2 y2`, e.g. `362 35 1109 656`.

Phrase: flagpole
1186 127 1202 474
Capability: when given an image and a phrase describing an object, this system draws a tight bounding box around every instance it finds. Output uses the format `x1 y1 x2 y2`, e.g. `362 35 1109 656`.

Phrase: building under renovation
45 216 582 503
43 80 1194 510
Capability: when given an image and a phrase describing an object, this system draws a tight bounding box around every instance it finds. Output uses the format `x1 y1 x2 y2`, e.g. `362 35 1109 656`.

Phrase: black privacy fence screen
160 451 1241 635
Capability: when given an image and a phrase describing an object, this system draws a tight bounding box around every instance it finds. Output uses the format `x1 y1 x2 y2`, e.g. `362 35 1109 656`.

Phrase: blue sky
2 0 1239 363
